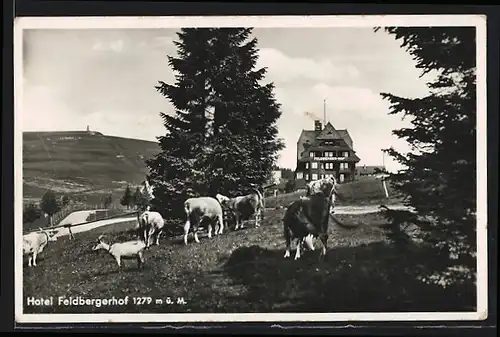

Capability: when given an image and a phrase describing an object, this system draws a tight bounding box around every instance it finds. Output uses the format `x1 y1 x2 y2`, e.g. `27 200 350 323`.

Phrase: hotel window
340 162 349 170
309 152 315 158
311 162 318 169
324 151 334 157
305 162 309 169
305 173 309 181
325 162 334 170
312 173 318 180
343 151 349 157
296 172 303 179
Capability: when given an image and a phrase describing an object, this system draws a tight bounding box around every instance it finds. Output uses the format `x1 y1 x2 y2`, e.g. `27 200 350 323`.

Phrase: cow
23 227 58 267
216 187 265 230
283 178 336 260
183 196 225 245
137 207 165 248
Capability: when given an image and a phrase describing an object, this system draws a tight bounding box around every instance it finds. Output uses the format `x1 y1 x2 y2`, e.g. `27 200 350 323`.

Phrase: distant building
270 169 282 185
295 120 360 184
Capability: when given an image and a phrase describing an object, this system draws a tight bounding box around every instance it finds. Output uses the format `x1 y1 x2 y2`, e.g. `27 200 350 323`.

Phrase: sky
21 27 436 172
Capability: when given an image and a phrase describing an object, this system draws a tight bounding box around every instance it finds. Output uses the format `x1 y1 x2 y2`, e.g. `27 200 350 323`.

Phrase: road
50 204 413 237
54 217 137 238
332 204 413 215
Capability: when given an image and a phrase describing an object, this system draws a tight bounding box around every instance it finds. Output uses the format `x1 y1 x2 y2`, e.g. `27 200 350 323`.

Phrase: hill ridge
23 130 160 202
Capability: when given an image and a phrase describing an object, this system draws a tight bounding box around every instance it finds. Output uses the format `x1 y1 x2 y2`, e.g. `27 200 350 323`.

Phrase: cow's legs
155 229 162 245
294 239 302 260
28 255 33 267
194 230 200 243
217 214 224 235
207 223 213 239
115 255 121 267
148 227 155 247
255 210 261 228
143 228 149 247
32 251 38 266
284 229 292 258
234 213 241 230
319 232 328 259
183 220 191 245
137 251 145 268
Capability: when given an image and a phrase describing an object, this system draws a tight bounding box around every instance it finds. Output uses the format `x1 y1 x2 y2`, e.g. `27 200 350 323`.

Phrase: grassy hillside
23 131 160 200
23 208 475 314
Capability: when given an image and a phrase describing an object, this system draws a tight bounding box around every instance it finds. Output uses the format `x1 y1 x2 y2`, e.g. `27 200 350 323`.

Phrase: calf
283 179 336 260
216 188 265 230
23 227 58 267
92 234 146 269
183 196 225 245
137 207 165 248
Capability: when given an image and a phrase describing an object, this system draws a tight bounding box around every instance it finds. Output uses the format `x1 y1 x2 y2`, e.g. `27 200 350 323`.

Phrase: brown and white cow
216 188 265 230
283 178 336 260
23 227 58 267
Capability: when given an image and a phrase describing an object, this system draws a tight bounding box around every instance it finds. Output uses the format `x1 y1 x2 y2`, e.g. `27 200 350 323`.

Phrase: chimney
314 120 322 131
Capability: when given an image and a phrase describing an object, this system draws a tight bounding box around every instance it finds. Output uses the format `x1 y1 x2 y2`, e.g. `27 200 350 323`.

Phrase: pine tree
23 202 43 224
375 27 477 286
202 28 284 196
120 185 133 210
146 28 217 219
147 28 284 220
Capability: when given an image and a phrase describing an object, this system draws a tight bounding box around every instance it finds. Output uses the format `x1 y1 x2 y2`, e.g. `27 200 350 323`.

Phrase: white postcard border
14 14 488 324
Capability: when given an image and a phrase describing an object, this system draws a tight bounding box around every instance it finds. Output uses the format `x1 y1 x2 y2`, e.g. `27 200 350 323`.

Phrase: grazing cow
216 188 265 230
92 234 146 269
305 176 339 213
137 207 165 248
283 178 336 260
183 196 225 245
23 227 58 267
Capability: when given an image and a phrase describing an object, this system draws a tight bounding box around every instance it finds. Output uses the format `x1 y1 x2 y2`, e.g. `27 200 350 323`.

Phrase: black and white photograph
15 15 487 323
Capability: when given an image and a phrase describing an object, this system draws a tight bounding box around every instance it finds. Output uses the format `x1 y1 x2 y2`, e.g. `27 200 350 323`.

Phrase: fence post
68 225 75 240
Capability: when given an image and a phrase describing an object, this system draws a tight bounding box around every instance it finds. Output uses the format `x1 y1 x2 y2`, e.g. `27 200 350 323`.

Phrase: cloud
257 48 360 84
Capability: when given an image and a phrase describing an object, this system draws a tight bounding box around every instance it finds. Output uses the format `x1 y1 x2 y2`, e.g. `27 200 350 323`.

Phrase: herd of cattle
22 177 340 269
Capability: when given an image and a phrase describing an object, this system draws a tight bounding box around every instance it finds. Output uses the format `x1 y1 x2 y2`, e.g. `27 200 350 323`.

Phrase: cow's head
216 194 231 207
92 234 106 251
39 227 58 241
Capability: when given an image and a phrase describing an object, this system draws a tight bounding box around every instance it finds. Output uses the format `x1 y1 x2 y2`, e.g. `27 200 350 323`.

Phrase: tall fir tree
375 27 477 285
146 28 218 219
146 28 284 220
202 28 284 196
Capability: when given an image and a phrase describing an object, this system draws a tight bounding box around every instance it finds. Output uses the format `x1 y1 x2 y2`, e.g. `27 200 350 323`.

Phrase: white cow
23 227 58 267
183 196 225 245
137 208 165 248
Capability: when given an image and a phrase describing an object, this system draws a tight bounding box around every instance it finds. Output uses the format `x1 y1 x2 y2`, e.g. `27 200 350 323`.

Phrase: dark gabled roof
297 122 356 160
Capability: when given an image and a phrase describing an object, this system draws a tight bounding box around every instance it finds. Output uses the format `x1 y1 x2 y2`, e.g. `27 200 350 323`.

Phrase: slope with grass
23 208 474 314
23 131 160 199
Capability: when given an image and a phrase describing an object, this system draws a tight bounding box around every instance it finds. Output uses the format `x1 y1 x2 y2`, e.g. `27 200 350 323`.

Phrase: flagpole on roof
323 99 327 125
